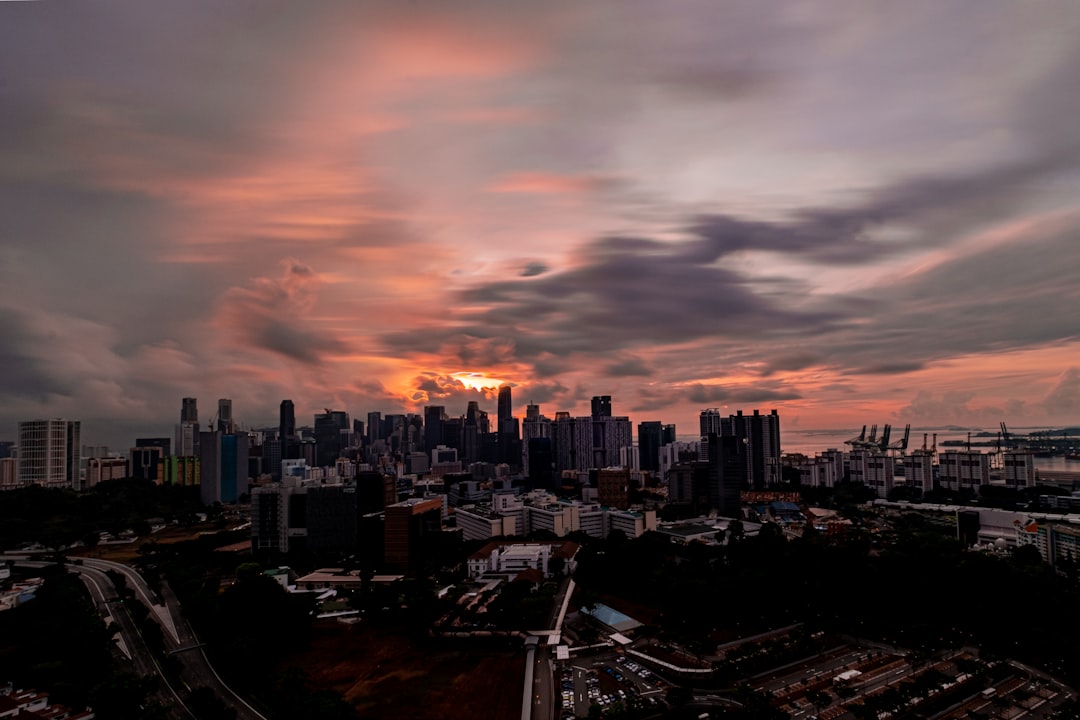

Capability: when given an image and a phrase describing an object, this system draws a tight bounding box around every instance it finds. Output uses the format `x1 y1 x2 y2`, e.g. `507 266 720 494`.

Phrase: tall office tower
279 400 298 470
553 412 593 473
442 417 463 454
700 408 781 488
463 401 482 462
366 411 382 445
588 396 630 468
522 404 552 475
699 408 723 436
181 397 198 423
637 421 663 473
527 437 554 489
384 498 443 572
496 386 520 467
661 424 677 446
217 398 234 434
314 410 350 467
199 430 249 505
424 406 446 452
595 416 632 468
17 419 81 489
352 418 365 442
705 433 746 517
497 386 515 437
176 397 200 457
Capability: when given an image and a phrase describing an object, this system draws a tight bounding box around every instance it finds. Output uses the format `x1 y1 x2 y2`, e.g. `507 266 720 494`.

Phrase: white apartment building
18 419 81 489
939 450 991 492
1004 451 1036 489
904 449 935 494
849 449 893 498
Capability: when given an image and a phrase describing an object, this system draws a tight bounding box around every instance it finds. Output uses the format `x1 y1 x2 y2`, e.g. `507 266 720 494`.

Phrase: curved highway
74 557 268 720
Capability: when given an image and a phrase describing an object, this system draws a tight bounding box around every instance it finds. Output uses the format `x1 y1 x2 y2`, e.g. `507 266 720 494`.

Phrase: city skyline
3 2 1080 449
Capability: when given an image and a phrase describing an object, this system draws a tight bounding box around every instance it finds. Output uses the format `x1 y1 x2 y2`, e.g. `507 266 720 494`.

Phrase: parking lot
557 652 667 718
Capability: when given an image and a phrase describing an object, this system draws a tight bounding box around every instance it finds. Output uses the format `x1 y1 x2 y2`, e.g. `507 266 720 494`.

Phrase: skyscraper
217 398 234 434
314 409 350 467
424 406 446 452
279 399 298 469
176 397 200 456
700 408 781 488
637 421 663 473
181 397 198 424
497 386 514 433
496 385 520 467
590 396 630 468
17 419 81 489
199 430 249 504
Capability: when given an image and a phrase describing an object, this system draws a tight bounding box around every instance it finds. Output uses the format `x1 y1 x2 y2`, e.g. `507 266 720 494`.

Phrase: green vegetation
0 479 204 550
0 566 156 712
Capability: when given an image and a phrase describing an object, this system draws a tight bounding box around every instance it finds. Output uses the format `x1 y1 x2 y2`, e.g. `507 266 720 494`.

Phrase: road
532 645 554 720
14 558 193 720
74 556 268 720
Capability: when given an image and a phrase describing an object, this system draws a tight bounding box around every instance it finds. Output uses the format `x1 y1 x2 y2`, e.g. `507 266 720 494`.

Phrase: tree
189 687 237 720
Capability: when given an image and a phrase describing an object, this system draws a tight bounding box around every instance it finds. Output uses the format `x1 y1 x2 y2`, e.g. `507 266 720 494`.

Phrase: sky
3 1 1080 449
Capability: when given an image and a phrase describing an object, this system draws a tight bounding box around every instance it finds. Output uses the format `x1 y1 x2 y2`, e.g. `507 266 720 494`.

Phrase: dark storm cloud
686 383 802 405
0 312 77 401
822 224 1080 377
604 356 653 378
383 151 1080 396
519 261 549 277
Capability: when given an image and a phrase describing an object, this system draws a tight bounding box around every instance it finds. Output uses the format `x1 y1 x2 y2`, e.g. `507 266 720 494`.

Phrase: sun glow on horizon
451 372 510 391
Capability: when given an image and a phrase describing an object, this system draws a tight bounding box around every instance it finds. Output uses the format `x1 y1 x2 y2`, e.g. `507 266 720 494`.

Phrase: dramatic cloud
3 1 1080 446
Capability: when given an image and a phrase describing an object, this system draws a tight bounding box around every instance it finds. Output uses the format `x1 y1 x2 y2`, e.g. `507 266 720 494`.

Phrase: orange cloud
488 172 619 195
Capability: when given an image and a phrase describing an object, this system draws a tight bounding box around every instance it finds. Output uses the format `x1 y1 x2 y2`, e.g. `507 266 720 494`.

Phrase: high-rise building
591 395 612 418
279 400 298 475
131 438 170 483
938 450 990 493
1004 451 1037 489
700 408 781 488
314 410 350 467
199 430 249 504
176 398 200 457
496 385 521 467
903 449 934 494
181 397 198 424
523 404 552 478
553 413 593 473
17 419 81 489
424 406 445 452
704 433 746 516
384 498 443 572
366 411 382 445
637 421 663 473
217 398 234 434
462 402 484 462
130 446 164 483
